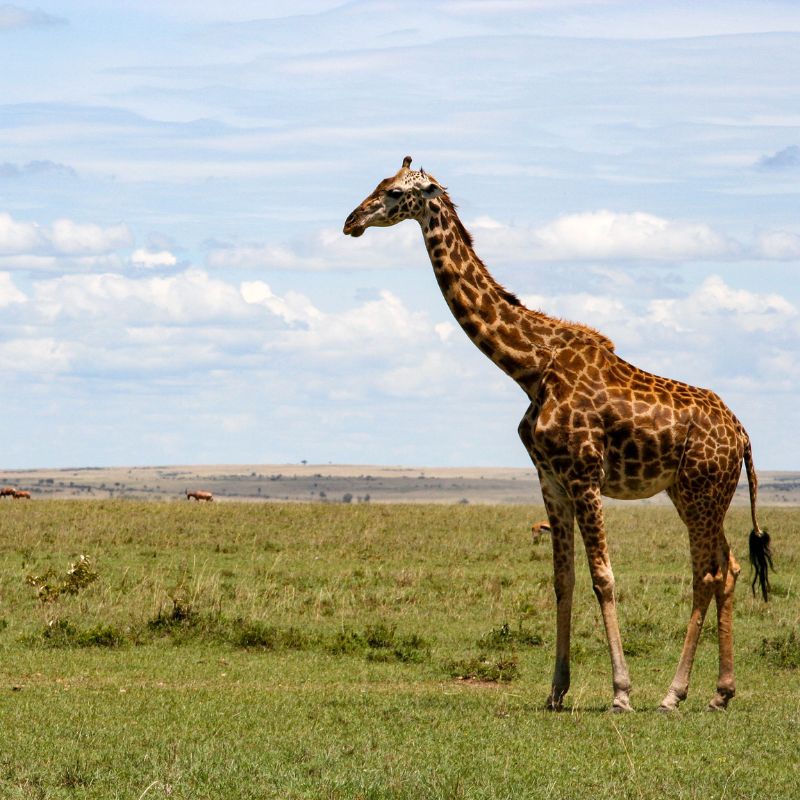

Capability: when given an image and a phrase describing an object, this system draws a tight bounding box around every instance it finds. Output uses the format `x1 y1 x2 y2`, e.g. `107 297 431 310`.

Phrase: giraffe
344 157 773 712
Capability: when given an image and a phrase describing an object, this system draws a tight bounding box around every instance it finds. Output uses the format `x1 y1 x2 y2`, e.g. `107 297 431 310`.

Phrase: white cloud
648 275 797 334
282 290 433 358
0 337 73 373
0 5 66 30
375 352 473 398
207 224 422 272
0 212 132 257
3 270 453 395
32 268 252 324
473 211 736 263
0 212 46 254
240 280 321 325
209 211 800 274
49 219 132 255
434 321 457 342
756 230 800 260
0 271 26 306
131 248 178 268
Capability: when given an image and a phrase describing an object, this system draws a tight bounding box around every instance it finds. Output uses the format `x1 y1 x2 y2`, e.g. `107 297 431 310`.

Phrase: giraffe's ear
421 183 442 199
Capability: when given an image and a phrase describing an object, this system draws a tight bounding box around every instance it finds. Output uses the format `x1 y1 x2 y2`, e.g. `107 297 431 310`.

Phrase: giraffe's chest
530 398 687 499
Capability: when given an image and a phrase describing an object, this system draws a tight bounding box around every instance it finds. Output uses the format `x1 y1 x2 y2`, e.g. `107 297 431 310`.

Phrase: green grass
0 500 798 798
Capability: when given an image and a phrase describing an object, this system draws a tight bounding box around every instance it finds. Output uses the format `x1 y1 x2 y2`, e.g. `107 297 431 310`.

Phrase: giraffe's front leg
537 471 575 711
573 484 633 712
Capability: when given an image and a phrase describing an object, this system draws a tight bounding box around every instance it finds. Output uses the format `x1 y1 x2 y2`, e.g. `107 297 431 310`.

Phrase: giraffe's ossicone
344 157 772 712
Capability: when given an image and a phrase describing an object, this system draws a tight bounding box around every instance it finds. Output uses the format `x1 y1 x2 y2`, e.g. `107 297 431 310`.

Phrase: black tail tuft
749 529 773 602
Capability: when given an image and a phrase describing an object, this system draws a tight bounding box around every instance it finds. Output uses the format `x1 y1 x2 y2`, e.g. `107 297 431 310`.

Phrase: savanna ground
0 500 797 799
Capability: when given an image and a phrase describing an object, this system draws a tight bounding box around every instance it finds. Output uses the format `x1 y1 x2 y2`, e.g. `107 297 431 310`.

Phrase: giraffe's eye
386 188 403 199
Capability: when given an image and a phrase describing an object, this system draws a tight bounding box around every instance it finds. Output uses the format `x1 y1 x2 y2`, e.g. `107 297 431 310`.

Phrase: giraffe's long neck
420 198 556 394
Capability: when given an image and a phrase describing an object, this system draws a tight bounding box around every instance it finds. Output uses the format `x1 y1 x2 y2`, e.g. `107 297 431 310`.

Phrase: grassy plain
0 500 797 799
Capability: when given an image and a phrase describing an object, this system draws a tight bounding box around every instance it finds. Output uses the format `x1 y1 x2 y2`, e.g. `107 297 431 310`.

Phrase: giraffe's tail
744 436 772 601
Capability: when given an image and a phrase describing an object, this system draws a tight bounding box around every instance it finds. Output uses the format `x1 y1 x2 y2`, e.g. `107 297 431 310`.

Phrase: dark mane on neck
439 190 521 307
439 191 474 248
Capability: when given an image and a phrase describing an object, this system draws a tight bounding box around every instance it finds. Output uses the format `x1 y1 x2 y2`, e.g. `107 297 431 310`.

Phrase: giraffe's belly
600 445 679 500
601 472 675 501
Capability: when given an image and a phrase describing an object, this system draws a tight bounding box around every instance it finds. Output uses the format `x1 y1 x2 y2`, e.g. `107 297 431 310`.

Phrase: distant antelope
1 486 16 498
531 520 552 543
186 490 213 502
12 490 31 500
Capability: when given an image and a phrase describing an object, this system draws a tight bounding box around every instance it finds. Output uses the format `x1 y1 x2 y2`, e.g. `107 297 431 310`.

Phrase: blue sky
1 1 798 470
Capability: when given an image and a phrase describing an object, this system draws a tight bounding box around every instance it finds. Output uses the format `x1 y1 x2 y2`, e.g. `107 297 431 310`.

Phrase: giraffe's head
343 156 444 237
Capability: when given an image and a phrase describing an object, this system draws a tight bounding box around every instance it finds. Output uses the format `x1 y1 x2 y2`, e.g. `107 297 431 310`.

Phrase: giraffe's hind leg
661 478 738 712
708 547 740 710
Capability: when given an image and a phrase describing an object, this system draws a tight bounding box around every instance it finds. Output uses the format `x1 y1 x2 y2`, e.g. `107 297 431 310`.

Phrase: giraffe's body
344 157 771 712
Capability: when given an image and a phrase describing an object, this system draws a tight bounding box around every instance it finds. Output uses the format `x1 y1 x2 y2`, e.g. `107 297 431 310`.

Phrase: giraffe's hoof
546 695 565 712
706 686 734 711
611 698 633 713
706 695 732 711
658 689 685 712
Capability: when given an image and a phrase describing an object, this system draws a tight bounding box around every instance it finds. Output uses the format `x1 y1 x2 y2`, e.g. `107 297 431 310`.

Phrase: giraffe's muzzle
343 210 365 237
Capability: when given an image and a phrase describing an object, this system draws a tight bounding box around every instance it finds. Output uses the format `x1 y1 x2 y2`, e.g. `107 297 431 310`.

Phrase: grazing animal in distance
343 157 771 713
186 490 214 502
1 486 16 498
12 490 31 500
531 520 552 544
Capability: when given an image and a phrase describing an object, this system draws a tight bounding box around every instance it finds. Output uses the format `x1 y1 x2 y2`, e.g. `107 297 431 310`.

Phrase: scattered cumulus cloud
757 145 800 170
473 211 736 263
0 271 26 306
207 224 422 271
648 275 797 334
0 160 76 179
756 230 800 260
0 4 66 31
0 212 132 258
130 248 178 268
1 268 450 383
204 210 800 275
0 337 73 374
32 268 254 325
49 219 131 255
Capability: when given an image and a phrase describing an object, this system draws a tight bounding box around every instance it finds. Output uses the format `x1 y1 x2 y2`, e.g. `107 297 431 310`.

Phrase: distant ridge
1 465 798 505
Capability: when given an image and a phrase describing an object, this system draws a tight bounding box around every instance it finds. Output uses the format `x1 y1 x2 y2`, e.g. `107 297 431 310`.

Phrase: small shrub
477 622 543 650
445 654 519 683
229 619 308 651
26 555 98 604
41 618 79 646
367 631 430 664
327 629 367 656
365 622 396 649
148 596 198 633
327 624 429 663
38 619 125 648
77 624 126 648
759 631 800 669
